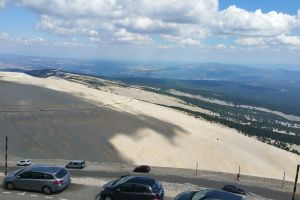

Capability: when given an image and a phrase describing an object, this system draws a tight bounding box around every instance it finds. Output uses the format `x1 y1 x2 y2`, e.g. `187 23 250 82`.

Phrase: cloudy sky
0 0 300 64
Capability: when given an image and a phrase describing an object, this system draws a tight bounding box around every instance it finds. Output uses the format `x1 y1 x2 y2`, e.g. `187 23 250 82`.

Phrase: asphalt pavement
0 166 297 200
68 169 296 200
0 183 100 200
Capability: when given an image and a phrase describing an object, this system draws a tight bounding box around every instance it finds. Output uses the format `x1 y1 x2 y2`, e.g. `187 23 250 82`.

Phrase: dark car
174 189 243 200
3 165 71 194
99 175 164 200
66 160 86 169
222 185 246 195
133 165 151 173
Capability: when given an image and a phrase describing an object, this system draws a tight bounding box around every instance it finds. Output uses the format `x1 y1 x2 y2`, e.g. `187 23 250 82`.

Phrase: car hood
10 168 24 176
4 169 22 181
103 180 116 189
174 191 195 200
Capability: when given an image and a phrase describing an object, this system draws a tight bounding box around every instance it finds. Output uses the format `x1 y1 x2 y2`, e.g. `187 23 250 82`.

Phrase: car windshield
152 181 161 193
13 168 26 175
194 190 242 200
192 190 209 200
55 169 67 179
112 176 134 187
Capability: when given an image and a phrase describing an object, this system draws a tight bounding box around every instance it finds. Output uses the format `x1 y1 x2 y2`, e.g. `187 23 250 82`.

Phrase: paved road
0 167 174 200
0 183 99 200
0 183 173 200
0 166 297 200
68 170 296 200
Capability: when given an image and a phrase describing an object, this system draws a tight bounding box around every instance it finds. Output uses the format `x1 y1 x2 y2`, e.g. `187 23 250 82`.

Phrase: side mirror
16 175 21 179
114 188 121 192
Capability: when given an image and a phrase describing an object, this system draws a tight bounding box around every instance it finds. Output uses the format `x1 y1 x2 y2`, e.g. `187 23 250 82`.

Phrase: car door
32 172 46 191
74 162 80 168
132 184 152 200
112 183 136 200
14 171 33 190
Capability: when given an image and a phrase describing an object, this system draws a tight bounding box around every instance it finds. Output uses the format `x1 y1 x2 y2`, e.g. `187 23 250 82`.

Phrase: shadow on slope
0 81 186 163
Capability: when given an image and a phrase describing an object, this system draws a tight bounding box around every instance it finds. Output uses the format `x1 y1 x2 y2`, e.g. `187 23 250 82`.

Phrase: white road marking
59 198 69 200
45 197 53 199
30 194 39 197
17 192 26 196
3 191 11 194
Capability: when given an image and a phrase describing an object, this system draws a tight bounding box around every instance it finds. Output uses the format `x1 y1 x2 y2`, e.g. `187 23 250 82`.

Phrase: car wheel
104 196 112 200
95 195 101 200
6 182 15 190
42 186 52 195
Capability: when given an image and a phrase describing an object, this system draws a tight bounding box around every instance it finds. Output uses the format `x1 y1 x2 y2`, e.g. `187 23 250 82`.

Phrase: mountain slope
0 71 299 181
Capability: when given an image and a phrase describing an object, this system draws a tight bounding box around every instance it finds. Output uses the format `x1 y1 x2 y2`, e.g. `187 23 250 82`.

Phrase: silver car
3 165 71 194
66 160 86 169
17 159 32 166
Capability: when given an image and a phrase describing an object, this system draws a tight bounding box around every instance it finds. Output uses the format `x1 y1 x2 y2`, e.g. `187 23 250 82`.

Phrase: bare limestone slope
0 72 299 181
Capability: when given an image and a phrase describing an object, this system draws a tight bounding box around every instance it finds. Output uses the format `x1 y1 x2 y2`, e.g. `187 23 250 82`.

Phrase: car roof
225 185 237 188
205 189 242 199
127 176 156 187
27 165 63 174
135 165 149 167
225 185 244 190
70 160 85 163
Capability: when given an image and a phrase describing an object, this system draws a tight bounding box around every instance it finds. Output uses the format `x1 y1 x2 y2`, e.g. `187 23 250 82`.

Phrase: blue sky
220 0 300 14
0 0 300 64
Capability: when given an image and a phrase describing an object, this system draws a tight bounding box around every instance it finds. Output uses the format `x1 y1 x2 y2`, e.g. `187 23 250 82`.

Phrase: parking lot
0 182 100 200
0 162 297 200
0 171 175 200
0 182 174 200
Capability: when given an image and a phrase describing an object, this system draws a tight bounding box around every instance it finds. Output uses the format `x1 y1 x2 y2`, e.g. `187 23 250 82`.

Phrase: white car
16 159 32 166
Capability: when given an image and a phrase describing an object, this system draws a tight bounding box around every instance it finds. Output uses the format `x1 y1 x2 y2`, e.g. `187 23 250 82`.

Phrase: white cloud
0 0 6 9
13 36 46 45
114 29 152 43
161 34 179 42
36 15 102 36
155 44 170 49
1 0 300 49
235 34 300 47
0 32 9 40
115 17 177 35
277 35 300 46
218 6 298 37
89 37 101 43
132 0 218 24
53 41 84 47
214 44 227 49
0 32 89 48
7 0 218 44
178 38 201 46
13 0 122 18
235 37 267 46
0 32 47 45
